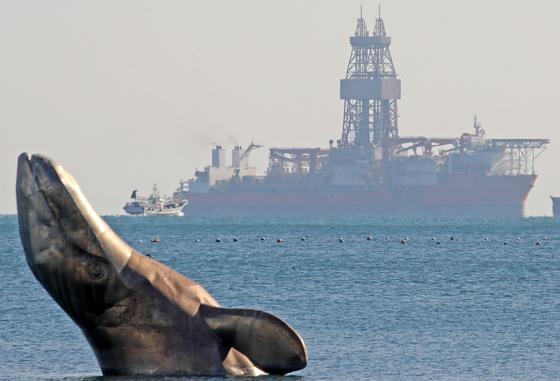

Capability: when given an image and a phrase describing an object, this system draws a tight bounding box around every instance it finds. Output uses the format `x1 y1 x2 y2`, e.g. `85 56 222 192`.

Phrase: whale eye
87 261 107 280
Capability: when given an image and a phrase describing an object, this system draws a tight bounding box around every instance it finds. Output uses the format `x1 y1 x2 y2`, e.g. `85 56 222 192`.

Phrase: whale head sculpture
16 153 307 376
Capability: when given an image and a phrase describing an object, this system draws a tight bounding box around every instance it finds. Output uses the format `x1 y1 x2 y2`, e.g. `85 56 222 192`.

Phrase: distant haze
1 1 559 216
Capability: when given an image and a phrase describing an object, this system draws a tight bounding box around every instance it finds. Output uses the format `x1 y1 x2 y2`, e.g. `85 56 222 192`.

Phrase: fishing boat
123 184 187 216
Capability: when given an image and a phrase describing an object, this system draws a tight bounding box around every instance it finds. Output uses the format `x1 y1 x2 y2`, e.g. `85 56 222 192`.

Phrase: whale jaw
16 153 130 323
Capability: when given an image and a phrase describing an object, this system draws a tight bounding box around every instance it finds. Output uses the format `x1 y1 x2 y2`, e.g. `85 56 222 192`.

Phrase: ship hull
144 206 185 217
181 174 537 218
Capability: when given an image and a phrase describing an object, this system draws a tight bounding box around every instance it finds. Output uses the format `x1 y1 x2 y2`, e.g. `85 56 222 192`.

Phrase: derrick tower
340 8 401 159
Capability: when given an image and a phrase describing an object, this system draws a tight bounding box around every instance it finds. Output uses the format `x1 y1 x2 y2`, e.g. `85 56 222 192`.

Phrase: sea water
1 215 559 380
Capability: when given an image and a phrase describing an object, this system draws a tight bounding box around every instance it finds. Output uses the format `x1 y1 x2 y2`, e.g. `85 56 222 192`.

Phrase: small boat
123 184 187 216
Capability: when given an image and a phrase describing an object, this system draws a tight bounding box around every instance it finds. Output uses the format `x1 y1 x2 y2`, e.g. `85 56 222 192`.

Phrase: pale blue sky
1 1 558 215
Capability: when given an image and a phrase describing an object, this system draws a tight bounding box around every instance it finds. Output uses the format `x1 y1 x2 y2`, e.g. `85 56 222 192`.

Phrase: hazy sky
1 1 559 215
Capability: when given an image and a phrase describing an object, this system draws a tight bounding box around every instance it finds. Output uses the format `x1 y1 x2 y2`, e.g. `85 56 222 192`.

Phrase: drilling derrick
340 8 401 160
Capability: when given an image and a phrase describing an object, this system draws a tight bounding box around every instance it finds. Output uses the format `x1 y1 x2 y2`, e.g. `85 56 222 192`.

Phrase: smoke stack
232 146 243 168
212 146 226 168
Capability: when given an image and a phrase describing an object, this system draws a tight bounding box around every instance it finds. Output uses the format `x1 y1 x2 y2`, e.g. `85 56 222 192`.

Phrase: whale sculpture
16 153 307 376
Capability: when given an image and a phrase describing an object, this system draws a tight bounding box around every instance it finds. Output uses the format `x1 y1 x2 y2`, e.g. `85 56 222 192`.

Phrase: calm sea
1 215 559 381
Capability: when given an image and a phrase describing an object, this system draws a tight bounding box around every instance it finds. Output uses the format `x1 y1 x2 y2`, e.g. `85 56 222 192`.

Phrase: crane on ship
237 141 263 168
230 141 263 183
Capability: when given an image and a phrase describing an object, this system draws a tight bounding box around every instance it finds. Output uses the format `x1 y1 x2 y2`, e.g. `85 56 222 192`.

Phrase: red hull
183 174 537 217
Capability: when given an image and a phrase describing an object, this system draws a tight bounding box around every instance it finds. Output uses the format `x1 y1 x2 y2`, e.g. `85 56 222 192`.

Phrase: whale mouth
17 154 60 198
17 153 72 266
17 153 97 257
16 153 132 272
16 154 133 322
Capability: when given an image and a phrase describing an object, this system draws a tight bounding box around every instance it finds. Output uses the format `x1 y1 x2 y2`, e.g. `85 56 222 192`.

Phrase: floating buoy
338 238 344 243
366 236 373 241
276 238 284 243
150 238 160 243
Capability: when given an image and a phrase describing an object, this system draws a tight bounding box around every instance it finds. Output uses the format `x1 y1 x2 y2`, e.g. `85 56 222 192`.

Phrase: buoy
338 238 344 243
150 238 160 243
276 238 284 243
366 236 373 241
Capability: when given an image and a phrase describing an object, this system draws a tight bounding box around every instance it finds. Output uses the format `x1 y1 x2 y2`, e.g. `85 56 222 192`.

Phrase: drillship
175 10 548 218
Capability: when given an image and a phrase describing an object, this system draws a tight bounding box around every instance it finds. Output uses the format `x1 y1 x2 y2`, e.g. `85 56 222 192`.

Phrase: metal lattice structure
488 139 549 175
268 148 329 177
340 7 401 159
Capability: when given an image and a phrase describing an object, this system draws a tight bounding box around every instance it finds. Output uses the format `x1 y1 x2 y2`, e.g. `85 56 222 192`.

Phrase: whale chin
16 153 308 376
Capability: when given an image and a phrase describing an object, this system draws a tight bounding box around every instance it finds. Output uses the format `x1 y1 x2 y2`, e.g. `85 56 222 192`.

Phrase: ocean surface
1 215 560 381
